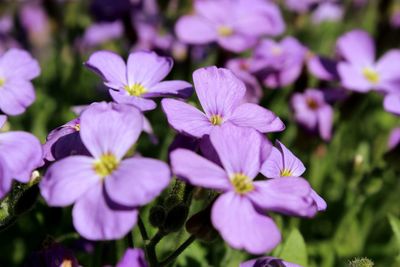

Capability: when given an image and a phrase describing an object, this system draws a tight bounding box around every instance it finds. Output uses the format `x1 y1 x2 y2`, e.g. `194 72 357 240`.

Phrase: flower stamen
93 153 119 178
124 83 147 96
210 114 223 125
280 169 292 177
362 67 379 84
218 25 233 37
231 173 254 194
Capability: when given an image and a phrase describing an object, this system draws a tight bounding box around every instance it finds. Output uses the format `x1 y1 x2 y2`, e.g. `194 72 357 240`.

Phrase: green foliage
278 228 308 266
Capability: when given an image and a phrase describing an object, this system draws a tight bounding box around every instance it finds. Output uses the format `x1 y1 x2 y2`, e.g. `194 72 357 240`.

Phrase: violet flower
311 2 344 24
306 53 339 81
262 140 327 211
240 256 302 267
0 116 42 199
24 244 79 267
384 93 400 116
85 50 192 111
116 249 148 267
175 0 285 53
252 37 306 89
162 67 284 139
337 29 400 93
171 124 317 254
40 102 171 240
284 0 317 13
0 48 40 115
226 58 263 103
81 21 124 47
291 89 334 141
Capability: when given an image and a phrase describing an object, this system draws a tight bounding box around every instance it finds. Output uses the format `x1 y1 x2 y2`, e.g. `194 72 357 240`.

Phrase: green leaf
388 214 400 259
278 228 308 266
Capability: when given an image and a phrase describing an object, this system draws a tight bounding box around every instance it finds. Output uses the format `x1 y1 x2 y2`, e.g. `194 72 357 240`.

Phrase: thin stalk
160 235 196 267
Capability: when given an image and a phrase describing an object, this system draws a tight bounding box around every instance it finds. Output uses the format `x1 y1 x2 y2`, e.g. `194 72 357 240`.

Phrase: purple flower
81 21 123 47
311 2 343 24
162 67 284 139
24 243 79 267
0 116 42 199
337 29 400 93
226 58 263 103
85 50 192 111
384 93 400 116
240 256 302 267
170 124 317 254
388 127 400 150
262 140 327 211
252 37 306 88
391 9 400 28
175 0 285 53
0 48 40 115
116 248 148 267
306 53 339 81
43 118 89 162
40 102 171 240
291 89 334 141
284 0 317 13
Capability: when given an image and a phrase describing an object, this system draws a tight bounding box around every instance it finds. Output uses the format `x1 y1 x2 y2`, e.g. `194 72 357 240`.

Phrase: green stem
138 216 149 241
146 230 166 267
160 235 196 267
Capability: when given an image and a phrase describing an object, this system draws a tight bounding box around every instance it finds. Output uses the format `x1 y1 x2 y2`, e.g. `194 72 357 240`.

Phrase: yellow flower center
210 114 223 125
306 97 319 110
61 259 73 267
271 46 283 56
0 78 5 87
231 173 254 194
280 169 292 177
218 25 233 37
124 83 147 96
362 67 380 84
73 123 80 131
93 153 119 178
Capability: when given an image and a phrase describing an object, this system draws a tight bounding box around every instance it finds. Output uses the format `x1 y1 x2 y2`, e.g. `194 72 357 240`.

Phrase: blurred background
0 0 400 266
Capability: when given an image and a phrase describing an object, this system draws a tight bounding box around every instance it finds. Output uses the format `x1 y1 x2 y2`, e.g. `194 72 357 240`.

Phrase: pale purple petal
376 50 400 92
260 147 283 178
0 79 35 115
161 99 212 138
317 105 334 141
80 102 143 159
229 103 285 133
105 158 170 207
85 50 127 89
336 30 375 67
0 157 11 199
147 80 192 97
211 192 281 254
175 15 217 44
218 35 257 53
109 90 157 111
126 51 172 88
311 189 327 211
170 148 231 190
249 178 317 217
0 115 6 128
210 123 262 179
307 55 339 81
72 184 138 240
116 249 148 267
193 67 245 118
338 63 372 92
0 48 40 80
291 93 318 129
0 131 42 183
277 140 306 176
40 156 99 206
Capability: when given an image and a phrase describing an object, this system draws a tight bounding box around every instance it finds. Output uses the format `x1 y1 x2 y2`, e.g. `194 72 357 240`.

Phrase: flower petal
210 123 262 179
317 105 334 141
229 103 285 133
161 98 212 138
338 63 372 92
85 50 127 89
249 178 317 217
105 158 171 207
0 79 35 115
0 48 40 80
211 192 281 254
127 51 173 88
193 66 245 118
109 89 157 111
80 102 143 159
311 189 327 211
72 184 138 240
116 249 148 267
175 15 217 44
147 80 193 97
171 148 231 190
376 50 400 92
260 147 284 178
40 156 99 206
0 157 11 199
0 131 42 182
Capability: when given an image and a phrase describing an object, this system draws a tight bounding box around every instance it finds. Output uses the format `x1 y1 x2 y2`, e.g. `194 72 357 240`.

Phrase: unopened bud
149 205 166 228
163 204 189 233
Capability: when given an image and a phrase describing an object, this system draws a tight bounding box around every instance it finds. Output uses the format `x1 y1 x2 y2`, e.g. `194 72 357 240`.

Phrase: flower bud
149 205 166 228
185 205 218 242
163 203 189 233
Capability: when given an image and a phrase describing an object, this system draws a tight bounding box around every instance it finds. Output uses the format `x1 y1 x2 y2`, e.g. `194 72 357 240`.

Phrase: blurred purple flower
40 102 171 240
0 48 40 115
162 67 284 139
262 140 327 211
43 118 89 162
171 124 317 254
312 2 343 24
90 0 131 21
175 0 285 53
24 243 79 267
240 256 302 267
226 58 263 103
390 9 400 28
82 21 123 47
291 89 334 141
337 29 400 93
0 15 12 34
252 37 306 88
307 53 339 81
384 93 400 116
284 0 317 13
116 248 148 267
19 3 50 47
0 116 42 199
85 50 192 111
388 127 400 150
